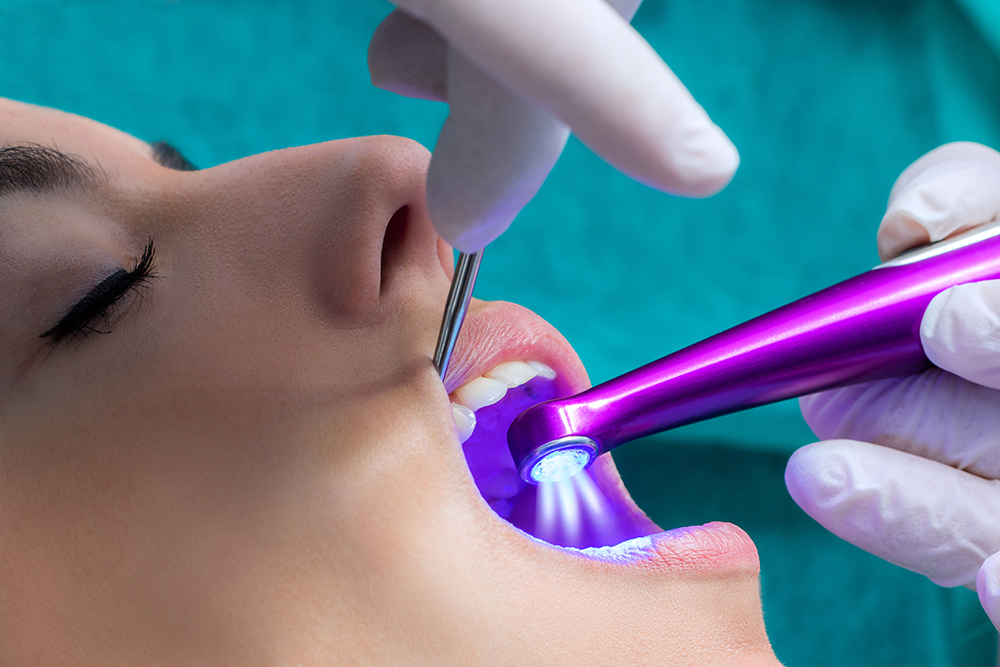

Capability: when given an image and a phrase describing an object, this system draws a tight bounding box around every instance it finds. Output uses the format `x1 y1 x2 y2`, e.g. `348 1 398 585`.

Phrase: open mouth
450 359 658 550
441 300 758 570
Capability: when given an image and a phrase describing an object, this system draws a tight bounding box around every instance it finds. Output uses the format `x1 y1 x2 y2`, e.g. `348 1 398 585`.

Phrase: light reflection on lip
444 300 760 574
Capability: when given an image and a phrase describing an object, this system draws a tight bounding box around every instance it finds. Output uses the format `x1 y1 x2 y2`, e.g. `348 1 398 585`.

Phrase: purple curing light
519 437 599 484
510 221 1000 484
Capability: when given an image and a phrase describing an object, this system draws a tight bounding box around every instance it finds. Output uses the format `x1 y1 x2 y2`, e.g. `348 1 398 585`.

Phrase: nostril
381 205 409 292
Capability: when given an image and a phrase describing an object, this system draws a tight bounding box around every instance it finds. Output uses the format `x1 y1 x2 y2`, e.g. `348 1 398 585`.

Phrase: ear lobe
368 10 448 103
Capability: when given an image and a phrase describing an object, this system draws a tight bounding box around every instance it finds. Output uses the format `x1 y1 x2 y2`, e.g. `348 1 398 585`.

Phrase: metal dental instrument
508 220 1000 484
433 250 484 378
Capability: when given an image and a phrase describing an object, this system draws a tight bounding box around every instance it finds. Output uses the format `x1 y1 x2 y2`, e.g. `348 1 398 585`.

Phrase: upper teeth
450 360 557 443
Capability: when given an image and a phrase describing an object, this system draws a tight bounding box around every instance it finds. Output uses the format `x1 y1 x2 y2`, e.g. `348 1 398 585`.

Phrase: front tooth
451 403 476 443
453 377 508 411
485 361 537 388
527 360 557 380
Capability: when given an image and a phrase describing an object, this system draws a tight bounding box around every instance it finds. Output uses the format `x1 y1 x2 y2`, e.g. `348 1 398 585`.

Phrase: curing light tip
520 437 599 484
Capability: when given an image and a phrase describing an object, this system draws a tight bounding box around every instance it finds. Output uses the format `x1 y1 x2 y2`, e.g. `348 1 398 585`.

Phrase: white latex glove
368 0 739 252
785 142 1000 632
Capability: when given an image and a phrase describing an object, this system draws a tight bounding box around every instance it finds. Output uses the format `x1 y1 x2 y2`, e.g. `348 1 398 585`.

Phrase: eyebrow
0 140 199 199
0 143 99 197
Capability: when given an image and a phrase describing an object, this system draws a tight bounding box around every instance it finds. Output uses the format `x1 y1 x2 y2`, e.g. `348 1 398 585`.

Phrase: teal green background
2 0 998 663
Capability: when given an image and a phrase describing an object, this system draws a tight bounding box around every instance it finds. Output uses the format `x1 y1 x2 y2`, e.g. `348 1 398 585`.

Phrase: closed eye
40 239 157 344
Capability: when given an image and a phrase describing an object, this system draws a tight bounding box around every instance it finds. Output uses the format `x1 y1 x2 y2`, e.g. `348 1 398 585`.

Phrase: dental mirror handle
509 221 1000 483
434 250 483 377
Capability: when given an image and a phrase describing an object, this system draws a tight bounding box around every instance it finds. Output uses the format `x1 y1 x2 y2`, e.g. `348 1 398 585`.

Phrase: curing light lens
529 447 592 484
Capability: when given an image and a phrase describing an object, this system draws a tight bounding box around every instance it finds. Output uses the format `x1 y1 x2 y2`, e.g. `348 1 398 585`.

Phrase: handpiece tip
517 436 599 484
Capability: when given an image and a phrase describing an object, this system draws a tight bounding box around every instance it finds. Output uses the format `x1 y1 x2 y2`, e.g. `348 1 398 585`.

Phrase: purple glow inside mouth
461 376 651 549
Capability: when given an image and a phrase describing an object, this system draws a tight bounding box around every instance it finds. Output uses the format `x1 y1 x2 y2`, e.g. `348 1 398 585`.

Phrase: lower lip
560 521 760 572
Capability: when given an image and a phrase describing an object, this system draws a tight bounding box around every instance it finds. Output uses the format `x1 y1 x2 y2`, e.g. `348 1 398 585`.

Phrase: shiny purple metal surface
509 228 1000 474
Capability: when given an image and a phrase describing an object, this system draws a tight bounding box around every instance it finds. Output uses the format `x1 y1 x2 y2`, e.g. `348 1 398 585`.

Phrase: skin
0 98 780 666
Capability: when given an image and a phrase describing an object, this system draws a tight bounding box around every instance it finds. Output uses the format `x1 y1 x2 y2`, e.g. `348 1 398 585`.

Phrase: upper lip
441 299 591 395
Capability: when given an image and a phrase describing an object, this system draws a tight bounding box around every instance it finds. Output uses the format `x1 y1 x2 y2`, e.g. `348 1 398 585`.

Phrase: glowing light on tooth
485 361 537 388
452 377 508 411
536 479 585 546
537 481 558 541
577 536 657 565
571 473 616 540
572 472 609 517
531 467 621 548
555 479 582 543
526 361 557 380
451 403 476 443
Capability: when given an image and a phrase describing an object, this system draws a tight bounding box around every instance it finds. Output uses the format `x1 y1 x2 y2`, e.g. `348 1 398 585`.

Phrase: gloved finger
368 9 448 102
395 0 739 198
427 48 570 252
785 439 1000 588
799 369 1000 479
426 0 643 251
371 0 646 105
921 280 1000 391
977 551 1000 632
877 142 1000 261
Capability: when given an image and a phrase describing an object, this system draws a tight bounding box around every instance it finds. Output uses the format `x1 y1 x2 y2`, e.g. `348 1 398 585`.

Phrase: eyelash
40 239 157 344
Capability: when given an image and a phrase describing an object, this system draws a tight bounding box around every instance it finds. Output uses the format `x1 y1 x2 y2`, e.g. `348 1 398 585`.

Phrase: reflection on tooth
485 361 537 388
452 403 476 443
453 377 508 411
526 361 557 380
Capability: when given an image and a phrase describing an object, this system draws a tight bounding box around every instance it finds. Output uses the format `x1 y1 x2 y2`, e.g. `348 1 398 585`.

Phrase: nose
175 135 441 321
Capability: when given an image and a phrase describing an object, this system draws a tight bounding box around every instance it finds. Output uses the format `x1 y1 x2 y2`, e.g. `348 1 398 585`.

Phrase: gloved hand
785 142 1000 631
367 0 739 252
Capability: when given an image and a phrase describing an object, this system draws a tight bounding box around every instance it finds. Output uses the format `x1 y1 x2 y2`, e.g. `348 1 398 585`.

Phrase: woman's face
0 98 779 666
